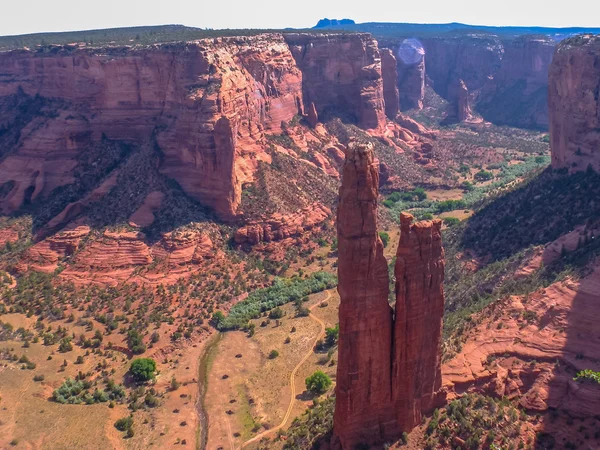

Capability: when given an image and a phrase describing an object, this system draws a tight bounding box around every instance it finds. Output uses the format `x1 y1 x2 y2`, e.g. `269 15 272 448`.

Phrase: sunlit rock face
333 142 445 449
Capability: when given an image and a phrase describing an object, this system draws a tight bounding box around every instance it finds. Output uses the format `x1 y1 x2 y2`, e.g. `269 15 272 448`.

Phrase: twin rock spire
333 141 445 449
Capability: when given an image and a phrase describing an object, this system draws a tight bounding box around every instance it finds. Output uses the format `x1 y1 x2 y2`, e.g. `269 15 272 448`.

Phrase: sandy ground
204 289 340 450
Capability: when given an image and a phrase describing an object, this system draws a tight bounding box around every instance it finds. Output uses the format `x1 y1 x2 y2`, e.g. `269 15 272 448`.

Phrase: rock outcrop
392 213 445 431
0 32 393 223
334 142 398 448
381 48 400 118
234 203 331 245
456 79 472 122
549 34 600 172
334 143 445 448
285 33 387 131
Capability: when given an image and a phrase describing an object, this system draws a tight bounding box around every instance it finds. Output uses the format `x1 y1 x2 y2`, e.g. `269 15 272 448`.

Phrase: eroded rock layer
334 144 445 449
0 32 390 222
334 142 397 447
393 213 445 431
549 34 600 172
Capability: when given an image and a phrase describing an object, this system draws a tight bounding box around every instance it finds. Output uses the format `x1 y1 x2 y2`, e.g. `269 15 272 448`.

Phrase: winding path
239 290 332 449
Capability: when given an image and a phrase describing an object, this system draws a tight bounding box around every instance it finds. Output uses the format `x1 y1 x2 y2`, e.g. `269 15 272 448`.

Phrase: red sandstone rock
334 146 446 449
549 34 600 172
334 142 398 448
381 48 400 119
392 213 445 431
22 226 90 273
456 79 472 122
397 46 426 110
234 203 331 245
306 102 319 128
285 33 387 131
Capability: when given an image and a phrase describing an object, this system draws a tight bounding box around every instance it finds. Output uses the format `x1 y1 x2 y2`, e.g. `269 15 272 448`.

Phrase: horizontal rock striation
234 203 331 245
333 143 445 448
549 34 600 172
0 32 391 223
285 33 387 131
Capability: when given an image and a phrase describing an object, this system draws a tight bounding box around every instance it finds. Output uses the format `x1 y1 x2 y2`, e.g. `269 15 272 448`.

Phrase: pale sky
1 0 598 36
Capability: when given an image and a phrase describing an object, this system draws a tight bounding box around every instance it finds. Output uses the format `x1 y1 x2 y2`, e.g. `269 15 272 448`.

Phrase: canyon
549 34 600 172
334 142 445 448
0 32 391 227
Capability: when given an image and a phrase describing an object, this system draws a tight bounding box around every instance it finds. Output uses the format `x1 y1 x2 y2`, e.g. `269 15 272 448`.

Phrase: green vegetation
216 272 336 330
574 370 600 384
283 397 334 449
305 371 332 395
463 167 600 261
269 350 280 359
378 231 390 248
423 393 528 450
52 378 109 405
129 358 157 382
474 169 494 182
443 217 460 227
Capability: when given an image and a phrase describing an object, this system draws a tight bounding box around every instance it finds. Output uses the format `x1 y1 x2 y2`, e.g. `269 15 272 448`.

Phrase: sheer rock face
285 33 387 131
549 35 600 172
0 35 302 220
381 48 400 118
0 33 392 221
334 146 445 449
398 51 426 110
392 213 445 431
456 79 472 122
334 142 398 448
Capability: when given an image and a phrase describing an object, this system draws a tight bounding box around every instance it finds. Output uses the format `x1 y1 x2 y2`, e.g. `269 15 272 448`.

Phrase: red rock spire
333 141 398 448
334 149 445 449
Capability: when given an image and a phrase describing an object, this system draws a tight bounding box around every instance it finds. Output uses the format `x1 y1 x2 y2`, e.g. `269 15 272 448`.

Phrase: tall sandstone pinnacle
334 142 399 448
392 213 445 431
334 144 445 449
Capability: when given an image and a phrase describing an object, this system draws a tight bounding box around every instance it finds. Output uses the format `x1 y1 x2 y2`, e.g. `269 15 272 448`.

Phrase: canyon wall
334 143 445 449
285 33 387 130
382 34 555 127
0 32 388 222
549 34 600 172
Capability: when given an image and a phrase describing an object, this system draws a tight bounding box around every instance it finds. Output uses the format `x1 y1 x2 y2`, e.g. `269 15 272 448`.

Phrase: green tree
305 370 332 395
269 350 279 359
129 358 157 382
378 231 390 248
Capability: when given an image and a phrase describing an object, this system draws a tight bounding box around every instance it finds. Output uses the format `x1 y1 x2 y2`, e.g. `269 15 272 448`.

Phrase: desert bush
305 370 332 395
129 358 156 382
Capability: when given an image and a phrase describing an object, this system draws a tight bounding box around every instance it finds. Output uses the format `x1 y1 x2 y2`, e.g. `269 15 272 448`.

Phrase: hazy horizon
2 0 599 37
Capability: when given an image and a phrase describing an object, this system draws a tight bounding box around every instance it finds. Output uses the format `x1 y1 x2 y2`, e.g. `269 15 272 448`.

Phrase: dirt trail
239 290 331 449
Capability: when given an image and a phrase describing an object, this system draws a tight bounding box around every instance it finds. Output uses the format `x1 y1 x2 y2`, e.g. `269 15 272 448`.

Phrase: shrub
443 217 460 227
219 272 336 330
269 350 279 359
129 358 157 382
474 170 494 182
305 370 332 395
114 416 134 432
268 307 284 319
378 231 390 248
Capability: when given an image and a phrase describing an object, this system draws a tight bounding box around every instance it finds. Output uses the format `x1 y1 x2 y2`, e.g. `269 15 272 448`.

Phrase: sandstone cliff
334 142 398 447
381 34 554 128
549 34 600 172
393 213 445 431
0 32 390 225
334 144 445 448
285 33 387 131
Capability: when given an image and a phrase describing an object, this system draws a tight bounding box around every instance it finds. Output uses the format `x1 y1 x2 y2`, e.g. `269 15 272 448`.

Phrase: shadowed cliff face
285 33 387 130
0 33 388 222
334 142 445 449
549 34 600 172
381 34 555 128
